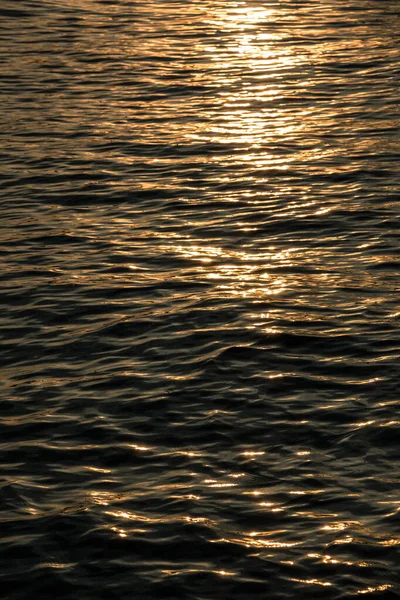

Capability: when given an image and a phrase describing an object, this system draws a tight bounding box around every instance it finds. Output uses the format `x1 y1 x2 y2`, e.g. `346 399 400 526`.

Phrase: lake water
1 1 399 598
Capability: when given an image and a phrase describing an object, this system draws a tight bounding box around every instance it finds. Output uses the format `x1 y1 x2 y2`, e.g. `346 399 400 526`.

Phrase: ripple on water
1 0 399 598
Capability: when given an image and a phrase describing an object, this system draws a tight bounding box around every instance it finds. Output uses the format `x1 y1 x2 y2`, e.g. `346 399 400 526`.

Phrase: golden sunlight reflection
84 466 112 474
307 553 370 568
211 5 279 30
89 491 112 506
111 526 127 538
322 522 355 532
357 585 392 595
241 451 265 456
188 3 316 151
162 568 237 578
213 534 298 549
128 443 151 452
173 242 297 302
45 561 77 570
378 539 399 547
292 578 332 587
332 536 354 545
204 479 237 488
102 508 214 529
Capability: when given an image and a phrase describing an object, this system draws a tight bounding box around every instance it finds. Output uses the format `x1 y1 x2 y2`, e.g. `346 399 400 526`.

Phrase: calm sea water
1 1 399 598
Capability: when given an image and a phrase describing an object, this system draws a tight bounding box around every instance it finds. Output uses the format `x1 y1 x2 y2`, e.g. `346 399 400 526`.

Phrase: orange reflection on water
84 466 112 474
213 533 298 550
322 521 357 532
307 553 370 568
111 526 127 538
357 585 392 595
241 451 265 456
196 5 311 147
176 242 291 300
378 538 399 547
162 567 237 578
204 479 237 488
292 578 332 587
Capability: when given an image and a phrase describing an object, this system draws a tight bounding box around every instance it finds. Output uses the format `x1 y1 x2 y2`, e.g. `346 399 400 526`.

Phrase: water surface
1 1 399 598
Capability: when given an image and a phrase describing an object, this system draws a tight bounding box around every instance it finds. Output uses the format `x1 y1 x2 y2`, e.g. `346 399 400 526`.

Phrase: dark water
1 0 399 598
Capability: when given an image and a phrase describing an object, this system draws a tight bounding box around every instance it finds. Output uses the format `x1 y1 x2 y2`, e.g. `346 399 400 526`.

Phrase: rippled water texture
1 0 399 598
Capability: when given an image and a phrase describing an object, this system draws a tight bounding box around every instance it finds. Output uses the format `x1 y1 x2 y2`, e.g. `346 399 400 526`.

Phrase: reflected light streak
307 553 370 568
162 568 237 577
111 526 127 538
242 490 264 497
292 578 332 587
128 443 151 451
104 509 212 528
214 536 298 549
173 242 297 304
322 522 356 532
188 4 317 157
378 539 399 547
84 466 112 474
357 585 392 595
204 479 237 488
